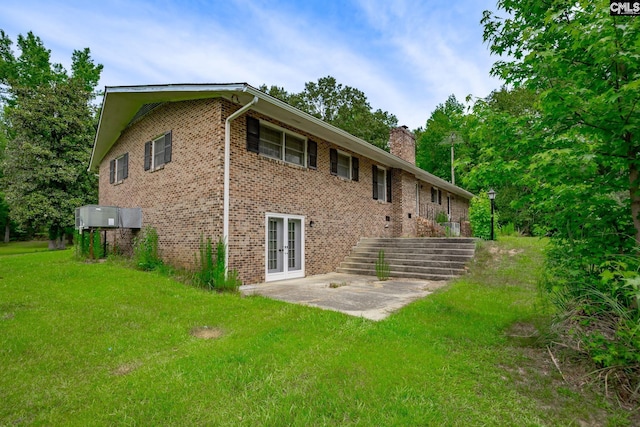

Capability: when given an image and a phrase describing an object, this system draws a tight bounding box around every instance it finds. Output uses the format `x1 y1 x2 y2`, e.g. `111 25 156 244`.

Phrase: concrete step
350 247 475 257
336 266 457 281
342 256 468 269
338 237 476 281
339 262 466 276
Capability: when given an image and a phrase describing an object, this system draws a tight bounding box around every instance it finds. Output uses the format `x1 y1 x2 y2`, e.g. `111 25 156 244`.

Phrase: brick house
89 83 474 284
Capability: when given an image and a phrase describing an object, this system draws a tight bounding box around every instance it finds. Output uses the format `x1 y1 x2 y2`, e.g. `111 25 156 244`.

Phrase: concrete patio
240 272 450 321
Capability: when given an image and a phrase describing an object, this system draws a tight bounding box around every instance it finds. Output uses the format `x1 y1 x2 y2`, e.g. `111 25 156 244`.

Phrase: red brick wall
99 97 471 284
228 103 395 282
99 99 225 266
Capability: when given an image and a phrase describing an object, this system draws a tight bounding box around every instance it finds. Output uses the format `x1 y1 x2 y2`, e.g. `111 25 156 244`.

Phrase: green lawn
0 237 632 425
0 240 50 256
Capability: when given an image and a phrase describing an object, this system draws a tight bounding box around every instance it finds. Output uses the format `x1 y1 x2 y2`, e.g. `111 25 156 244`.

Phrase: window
431 187 442 205
246 117 306 167
372 165 392 202
330 148 359 181
145 131 172 171
109 153 128 184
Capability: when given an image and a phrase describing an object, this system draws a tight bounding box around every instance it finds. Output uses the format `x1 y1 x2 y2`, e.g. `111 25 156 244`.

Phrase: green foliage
375 249 390 281
74 230 104 260
0 30 102 245
193 236 241 292
415 94 466 180
435 211 449 224
498 222 518 237
469 194 497 240
479 1 640 379
133 226 162 271
259 76 398 150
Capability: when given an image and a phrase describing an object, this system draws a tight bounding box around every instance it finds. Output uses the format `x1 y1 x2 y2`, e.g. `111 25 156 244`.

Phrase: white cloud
0 0 502 129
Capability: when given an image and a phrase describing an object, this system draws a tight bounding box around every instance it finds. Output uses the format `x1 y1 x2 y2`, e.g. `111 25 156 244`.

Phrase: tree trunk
3 222 9 243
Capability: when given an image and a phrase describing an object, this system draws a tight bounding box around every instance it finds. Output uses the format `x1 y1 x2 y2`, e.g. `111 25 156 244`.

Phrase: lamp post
488 189 496 241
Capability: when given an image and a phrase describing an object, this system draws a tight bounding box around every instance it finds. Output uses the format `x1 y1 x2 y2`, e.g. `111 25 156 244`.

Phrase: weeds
133 226 162 271
375 249 390 281
193 236 241 292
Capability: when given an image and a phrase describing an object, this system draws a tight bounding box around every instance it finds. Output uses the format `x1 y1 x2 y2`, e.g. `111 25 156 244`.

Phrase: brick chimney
389 126 416 165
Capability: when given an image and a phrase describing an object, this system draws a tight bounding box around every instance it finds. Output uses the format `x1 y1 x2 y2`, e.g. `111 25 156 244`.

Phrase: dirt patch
190 326 224 340
112 361 142 376
488 245 524 257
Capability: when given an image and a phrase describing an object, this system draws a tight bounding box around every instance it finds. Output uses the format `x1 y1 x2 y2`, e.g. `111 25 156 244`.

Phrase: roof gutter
223 93 259 269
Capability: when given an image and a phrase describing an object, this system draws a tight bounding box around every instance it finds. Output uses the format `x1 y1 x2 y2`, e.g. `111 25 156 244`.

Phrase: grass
0 237 634 425
0 240 49 256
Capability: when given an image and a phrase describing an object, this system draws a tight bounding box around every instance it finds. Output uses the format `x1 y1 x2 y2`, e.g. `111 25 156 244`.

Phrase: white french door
265 213 305 282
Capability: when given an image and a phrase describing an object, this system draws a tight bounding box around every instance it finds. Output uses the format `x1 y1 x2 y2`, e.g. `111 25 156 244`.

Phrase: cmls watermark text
611 1 640 15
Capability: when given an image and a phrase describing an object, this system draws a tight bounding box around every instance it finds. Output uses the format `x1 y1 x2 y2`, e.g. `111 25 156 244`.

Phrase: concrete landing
240 272 449 321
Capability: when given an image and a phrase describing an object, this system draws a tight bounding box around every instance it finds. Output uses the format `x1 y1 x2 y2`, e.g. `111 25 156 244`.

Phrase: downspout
223 95 259 269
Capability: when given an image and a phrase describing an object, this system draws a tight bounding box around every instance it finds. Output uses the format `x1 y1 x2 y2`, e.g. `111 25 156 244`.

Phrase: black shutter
246 116 260 153
352 157 359 181
164 132 172 164
372 165 378 200
386 168 393 203
109 159 115 184
144 141 152 171
123 153 129 179
307 140 317 169
438 189 442 205
330 148 338 175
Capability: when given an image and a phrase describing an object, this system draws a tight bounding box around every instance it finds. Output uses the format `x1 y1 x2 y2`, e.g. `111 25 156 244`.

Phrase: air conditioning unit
75 205 142 230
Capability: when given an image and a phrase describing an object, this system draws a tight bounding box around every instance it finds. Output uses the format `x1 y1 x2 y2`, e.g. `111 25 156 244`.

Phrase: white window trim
259 122 307 167
336 150 352 180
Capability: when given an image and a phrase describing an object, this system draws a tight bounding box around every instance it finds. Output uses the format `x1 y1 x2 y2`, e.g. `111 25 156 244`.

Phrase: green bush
469 193 497 240
133 226 162 271
435 211 449 224
74 230 104 260
498 222 518 237
194 236 241 292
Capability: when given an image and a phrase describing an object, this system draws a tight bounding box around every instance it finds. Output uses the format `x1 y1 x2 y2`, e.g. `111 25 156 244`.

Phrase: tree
260 76 398 150
459 87 542 234
482 0 640 242
481 0 640 389
0 30 103 248
415 94 466 181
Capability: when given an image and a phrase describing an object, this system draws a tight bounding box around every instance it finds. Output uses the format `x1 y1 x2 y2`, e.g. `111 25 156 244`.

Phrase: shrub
133 226 162 271
469 193 497 240
435 211 449 224
194 236 241 292
375 250 390 281
498 222 518 237
74 230 104 260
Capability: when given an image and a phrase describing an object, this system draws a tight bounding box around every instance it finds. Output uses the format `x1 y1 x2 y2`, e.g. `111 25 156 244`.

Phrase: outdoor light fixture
309 220 315 228
488 189 496 241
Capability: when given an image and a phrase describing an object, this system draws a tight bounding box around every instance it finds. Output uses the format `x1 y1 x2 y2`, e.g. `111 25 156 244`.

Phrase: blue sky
0 0 502 130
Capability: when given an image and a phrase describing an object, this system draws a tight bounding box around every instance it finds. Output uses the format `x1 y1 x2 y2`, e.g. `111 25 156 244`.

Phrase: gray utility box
119 208 142 229
75 205 142 230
